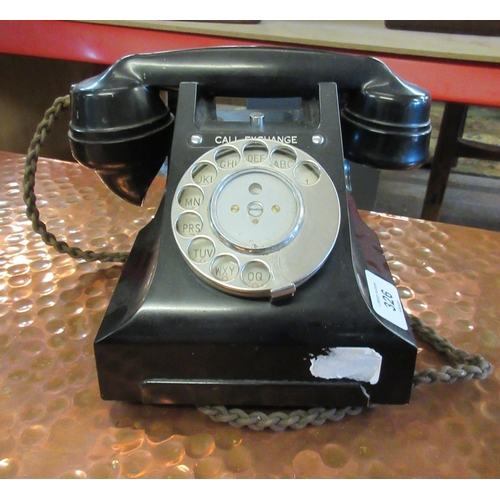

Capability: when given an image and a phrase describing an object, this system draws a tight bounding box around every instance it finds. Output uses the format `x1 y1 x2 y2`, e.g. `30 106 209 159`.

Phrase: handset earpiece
68 79 174 205
340 74 432 169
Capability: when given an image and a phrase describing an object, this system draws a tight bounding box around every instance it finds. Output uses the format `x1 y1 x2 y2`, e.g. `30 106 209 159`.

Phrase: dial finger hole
242 142 268 164
215 146 240 170
187 237 215 264
271 146 297 169
176 212 203 237
242 261 271 288
178 185 203 209
211 255 239 282
192 162 217 186
294 161 320 186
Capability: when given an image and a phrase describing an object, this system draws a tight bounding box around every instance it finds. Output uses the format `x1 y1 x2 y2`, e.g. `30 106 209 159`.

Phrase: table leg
421 103 468 221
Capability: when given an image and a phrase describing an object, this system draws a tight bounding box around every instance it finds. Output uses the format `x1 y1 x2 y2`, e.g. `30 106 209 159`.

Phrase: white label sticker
310 347 382 385
365 270 407 330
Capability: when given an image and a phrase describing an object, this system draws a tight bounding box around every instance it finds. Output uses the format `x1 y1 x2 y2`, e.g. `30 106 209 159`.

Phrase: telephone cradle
68 47 432 408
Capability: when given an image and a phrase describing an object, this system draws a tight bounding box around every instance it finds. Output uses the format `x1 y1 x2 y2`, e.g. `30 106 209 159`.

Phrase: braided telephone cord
23 95 128 263
199 315 493 431
23 96 493 431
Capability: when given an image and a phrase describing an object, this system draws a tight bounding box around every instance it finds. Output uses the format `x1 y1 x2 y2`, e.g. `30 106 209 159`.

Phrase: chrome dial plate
171 139 341 299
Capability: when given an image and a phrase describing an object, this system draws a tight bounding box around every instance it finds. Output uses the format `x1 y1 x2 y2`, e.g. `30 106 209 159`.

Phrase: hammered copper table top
1 151 499 479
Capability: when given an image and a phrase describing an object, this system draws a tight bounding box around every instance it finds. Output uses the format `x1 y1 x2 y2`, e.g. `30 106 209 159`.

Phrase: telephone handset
68 47 431 407
69 47 431 205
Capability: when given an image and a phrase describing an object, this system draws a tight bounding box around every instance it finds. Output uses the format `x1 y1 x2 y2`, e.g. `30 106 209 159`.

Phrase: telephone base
93 81 418 409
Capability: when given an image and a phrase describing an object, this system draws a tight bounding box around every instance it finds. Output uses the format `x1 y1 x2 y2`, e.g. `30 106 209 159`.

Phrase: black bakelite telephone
65 47 434 408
